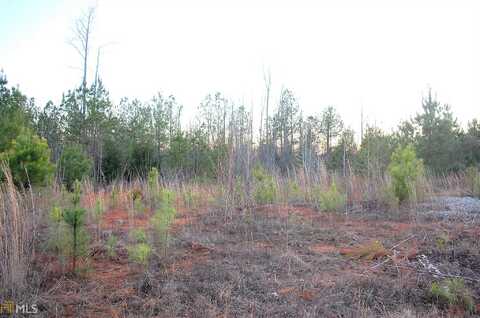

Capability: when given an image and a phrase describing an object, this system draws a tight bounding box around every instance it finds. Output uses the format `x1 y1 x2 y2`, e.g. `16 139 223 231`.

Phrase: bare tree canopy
69 6 95 116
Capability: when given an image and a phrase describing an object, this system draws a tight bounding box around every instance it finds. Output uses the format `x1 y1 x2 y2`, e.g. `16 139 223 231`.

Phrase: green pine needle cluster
48 180 89 274
312 181 346 212
128 229 152 267
147 167 160 208
429 278 475 313
64 182 89 273
287 180 304 203
106 234 118 258
388 144 424 203
128 243 151 266
152 188 177 254
253 166 277 204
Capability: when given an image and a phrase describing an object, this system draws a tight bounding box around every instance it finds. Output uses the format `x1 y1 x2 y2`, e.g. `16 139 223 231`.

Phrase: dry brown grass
340 240 392 260
0 164 34 297
4 169 478 316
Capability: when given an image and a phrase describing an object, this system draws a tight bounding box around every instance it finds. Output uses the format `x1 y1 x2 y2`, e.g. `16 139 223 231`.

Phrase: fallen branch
390 235 416 250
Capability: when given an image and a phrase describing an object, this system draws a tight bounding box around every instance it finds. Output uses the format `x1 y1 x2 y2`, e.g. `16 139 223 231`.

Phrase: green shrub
131 188 143 201
50 204 63 223
152 204 176 239
182 188 194 208
47 204 65 254
62 207 88 273
131 228 148 243
71 180 82 205
388 145 424 203
233 179 245 205
148 167 159 190
133 197 145 214
435 233 450 250
58 145 92 190
128 228 151 266
147 167 160 207
160 188 176 206
287 180 304 203
62 180 89 273
1 131 54 187
465 166 480 198
182 186 201 209
128 243 151 266
92 197 104 222
429 278 475 313
314 182 346 212
106 235 118 258
253 166 277 204
152 193 177 255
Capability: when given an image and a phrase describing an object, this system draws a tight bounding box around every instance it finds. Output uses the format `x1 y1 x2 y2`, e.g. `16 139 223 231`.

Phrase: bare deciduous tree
69 6 95 116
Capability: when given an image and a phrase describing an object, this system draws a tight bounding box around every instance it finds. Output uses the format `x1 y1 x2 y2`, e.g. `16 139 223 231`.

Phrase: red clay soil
171 214 198 232
277 287 317 301
168 253 209 273
42 195 212 317
40 201 450 316
254 241 274 250
167 241 212 273
256 204 417 235
308 243 338 254
101 208 152 230
256 204 317 219
88 258 137 290
81 191 97 210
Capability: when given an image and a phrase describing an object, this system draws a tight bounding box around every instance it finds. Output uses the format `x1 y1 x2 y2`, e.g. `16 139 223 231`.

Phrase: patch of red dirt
33 252 65 283
174 216 190 226
256 204 317 219
168 254 209 273
45 196 212 317
390 222 413 233
168 242 212 273
88 258 137 290
170 206 205 233
394 243 419 261
309 244 338 254
277 287 316 301
337 219 421 241
255 241 274 249
81 191 97 209
256 205 420 240
278 287 296 296
299 289 315 301
101 208 151 230
190 242 213 253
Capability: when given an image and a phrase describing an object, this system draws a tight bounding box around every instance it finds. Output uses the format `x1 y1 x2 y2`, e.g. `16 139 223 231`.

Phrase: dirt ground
32 199 480 317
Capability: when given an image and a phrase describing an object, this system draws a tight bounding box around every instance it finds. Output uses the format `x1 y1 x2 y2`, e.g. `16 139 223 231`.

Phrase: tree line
0 68 479 188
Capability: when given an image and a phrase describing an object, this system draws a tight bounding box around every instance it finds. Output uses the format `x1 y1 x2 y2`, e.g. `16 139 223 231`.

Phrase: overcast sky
1 0 479 134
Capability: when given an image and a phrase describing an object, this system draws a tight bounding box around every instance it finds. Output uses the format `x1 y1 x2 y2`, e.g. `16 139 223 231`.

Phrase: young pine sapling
62 180 89 274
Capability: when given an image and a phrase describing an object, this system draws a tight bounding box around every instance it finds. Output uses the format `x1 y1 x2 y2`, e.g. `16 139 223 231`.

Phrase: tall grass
0 164 34 297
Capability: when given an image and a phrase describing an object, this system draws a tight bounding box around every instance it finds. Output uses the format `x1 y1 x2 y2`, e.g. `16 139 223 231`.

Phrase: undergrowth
312 181 346 212
429 278 475 313
253 166 277 204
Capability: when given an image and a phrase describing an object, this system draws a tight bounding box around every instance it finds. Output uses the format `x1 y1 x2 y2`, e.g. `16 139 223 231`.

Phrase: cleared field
32 190 480 317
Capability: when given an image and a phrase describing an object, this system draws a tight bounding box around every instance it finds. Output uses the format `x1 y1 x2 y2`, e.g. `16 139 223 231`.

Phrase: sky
1 0 479 135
